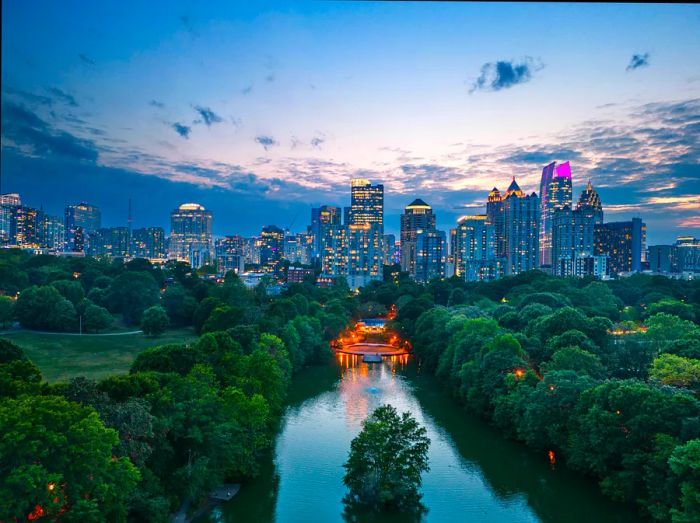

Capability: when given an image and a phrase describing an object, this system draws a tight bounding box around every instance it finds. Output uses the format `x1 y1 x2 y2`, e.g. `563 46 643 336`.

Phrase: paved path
0 327 143 336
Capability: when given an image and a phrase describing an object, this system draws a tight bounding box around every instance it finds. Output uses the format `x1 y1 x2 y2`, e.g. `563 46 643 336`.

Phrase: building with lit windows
503 178 539 275
64 202 101 253
486 188 505 258
259 225 285 273
452 215 503 281
88 227 130 257
284 232 311 265
400 199 436 275
539 161 573 269
168 203 213 268
0 193 21 245
414 229 446 283
348 178 384 230
382 234 399 265
310 205 341 261
37 213 65 252
674 236 700 274
594 218 646 275
8 205 40 246
215 236 246 274
131 227 165 259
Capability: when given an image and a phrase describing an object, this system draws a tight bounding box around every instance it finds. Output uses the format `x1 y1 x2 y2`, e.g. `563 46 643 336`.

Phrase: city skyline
1 2 699 243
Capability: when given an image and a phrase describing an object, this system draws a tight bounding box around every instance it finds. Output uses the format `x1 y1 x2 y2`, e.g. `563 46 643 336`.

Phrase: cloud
2 85 52 106
311 136 325 149
193 105 223 126
502 148 582 164
78 53 95 66
470 57 543 93
265 74 275 83
241 85 253 95
172 122 191 139
149 99 165 109
255 135 278 150
48 87 78 107
1 101 97 162
626 52 650 72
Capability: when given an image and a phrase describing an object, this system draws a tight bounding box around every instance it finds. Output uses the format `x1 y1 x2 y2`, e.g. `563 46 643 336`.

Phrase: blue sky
1 1 699 243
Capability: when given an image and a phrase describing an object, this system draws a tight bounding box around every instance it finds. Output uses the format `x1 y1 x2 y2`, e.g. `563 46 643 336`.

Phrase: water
204 357 637 523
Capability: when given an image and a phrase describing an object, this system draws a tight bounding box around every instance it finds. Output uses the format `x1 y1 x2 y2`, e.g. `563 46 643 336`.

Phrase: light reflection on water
209 358 637 523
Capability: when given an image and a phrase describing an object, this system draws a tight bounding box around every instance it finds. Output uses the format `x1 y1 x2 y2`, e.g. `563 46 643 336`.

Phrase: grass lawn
2 327 197 383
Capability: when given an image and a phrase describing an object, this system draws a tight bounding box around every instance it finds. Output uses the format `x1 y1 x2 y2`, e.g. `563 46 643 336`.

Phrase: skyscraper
131 227 165 259
168 203 213 268
400 199 436 274
259 225 285 273
453 215 502 281
9 205 40 246
539 161 573 268
310 205 341 262
348 178 384 230
0 193 21 245
503 178 539 275
594 218 646 275
64 202 101 252
215 236 246 274
486 187 505 258
37 213 65 252
414 229 446 283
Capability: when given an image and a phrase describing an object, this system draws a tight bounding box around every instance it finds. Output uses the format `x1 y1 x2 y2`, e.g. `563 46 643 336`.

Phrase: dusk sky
1 1 699 243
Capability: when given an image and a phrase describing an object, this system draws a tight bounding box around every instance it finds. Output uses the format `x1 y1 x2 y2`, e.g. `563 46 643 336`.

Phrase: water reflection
208 358 637 523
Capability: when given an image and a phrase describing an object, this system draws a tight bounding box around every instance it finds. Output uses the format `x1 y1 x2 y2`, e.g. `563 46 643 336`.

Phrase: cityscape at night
1 2 699 523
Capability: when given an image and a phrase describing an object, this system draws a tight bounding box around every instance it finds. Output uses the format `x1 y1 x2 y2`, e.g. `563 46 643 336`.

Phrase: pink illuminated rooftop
555 161 572 178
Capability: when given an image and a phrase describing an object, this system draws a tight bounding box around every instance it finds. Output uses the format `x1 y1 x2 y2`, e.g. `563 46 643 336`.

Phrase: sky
1 1 699 244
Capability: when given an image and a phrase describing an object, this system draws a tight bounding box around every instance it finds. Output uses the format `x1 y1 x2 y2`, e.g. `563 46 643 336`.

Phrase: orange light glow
48 482 56 491
28 504 45 520
514 368 525 378
548 450 556 465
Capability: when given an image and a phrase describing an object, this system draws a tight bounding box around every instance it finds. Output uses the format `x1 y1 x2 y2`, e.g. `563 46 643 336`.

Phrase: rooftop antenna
127 197 132 255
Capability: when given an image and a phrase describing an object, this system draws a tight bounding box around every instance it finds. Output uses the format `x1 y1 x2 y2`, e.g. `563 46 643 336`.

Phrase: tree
343 404 430 512
83 303 113 333
650 353 700 392
141 306 169 336
107 271 160 325
162 284 197 326
0 395 139 521
51 279 85 306
669 439 700 523
15 285 77 331
0 295 15 328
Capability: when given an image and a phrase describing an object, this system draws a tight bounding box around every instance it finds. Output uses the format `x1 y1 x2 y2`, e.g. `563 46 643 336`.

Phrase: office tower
675 236 700 273
486 187 505 258
414 229 446 283
346 223 383 286
310 205 341 261
453 215 502 282
648 245 675 274
284 232 311 265
382 234 398 265
8 205 40 246
594 218 646 275
539 161 573 268
0 193 21 244
320 224 348 276
131 227 165 259
168 203 213 268
503 178 539 275
65 202 101 253
37 213 65 252
259 225 285 273
215 236 246 274
348 178 384 230
88 227 130 257
400 199 436 274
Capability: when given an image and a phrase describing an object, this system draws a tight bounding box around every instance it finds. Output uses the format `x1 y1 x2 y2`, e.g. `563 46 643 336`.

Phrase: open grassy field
2 327 197 382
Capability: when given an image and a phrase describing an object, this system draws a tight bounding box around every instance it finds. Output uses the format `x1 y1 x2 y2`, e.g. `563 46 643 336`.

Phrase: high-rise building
259 225 285 273
382 234 399 265
486 188 505 258
37 213 65 252
64 202 101 253
0 193 21 245
347 223 383 283
452 215 502 281
131 227 165 259
8 205 40 246
348 178 384 230
414 229 446 283
400 199 436 274
87 227 129 257
675 236 700 273
168 203 213 268
320 224 348 276
539 161 573 268
594 218 646 275
284 233 311 265
215 236 246 274
503 178 539 275
648 245 675 274
310 205 341 261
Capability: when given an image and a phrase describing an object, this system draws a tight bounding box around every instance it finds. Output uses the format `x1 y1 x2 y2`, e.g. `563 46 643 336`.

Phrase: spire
506 177 523 197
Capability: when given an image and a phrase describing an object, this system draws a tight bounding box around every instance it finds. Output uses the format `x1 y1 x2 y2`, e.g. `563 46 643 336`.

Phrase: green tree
343 404 430 511
162 284 197 326
83 303 113 333
141 305 169 336
0 395 139 521
0 295 15 328
15 285 77 331
669 439 700 523
107 271 160 325
650 353 700 392
51 278 85 306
